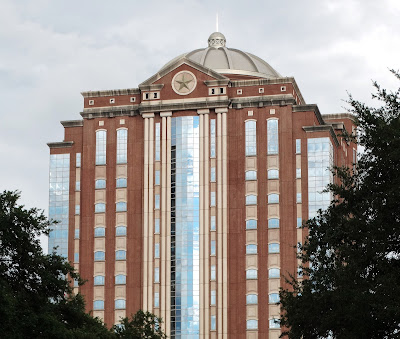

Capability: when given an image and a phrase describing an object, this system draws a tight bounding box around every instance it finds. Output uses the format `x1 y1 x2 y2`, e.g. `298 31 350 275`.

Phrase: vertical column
166 115 172 337
148 116 154 310
222 111 228 339
199 112 205 337
143 117 149 311
161 115 167 328
204 112 210 335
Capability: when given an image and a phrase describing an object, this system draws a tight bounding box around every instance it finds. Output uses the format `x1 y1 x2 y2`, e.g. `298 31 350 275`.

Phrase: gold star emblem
176 74 193 90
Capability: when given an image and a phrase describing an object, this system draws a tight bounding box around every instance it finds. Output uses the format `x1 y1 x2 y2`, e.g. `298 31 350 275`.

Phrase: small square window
210 88 216 95
247 110 253 116
219 87 224 94
259 88 264 93
153 92 158 99
110 98 115 104
237 89 243 95
281 86 286 92
89 99 94 105
120 119 125 125
270 109 276 115
144 93 149 100
130 97 136 103
99 121 104 126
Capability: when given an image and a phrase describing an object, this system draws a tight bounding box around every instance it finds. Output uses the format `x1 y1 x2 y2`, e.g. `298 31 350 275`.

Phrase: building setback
48 32 356 339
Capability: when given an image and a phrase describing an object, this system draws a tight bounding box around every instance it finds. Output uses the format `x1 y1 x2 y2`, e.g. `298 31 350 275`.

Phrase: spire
216 13 219 32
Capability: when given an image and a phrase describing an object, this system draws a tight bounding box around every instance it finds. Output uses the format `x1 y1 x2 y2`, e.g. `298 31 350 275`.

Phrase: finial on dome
208 32 226 48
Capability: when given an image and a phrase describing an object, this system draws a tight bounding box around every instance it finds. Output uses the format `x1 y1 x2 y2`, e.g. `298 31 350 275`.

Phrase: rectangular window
155 194 160 209
210 216 216 231
296 168 301 178
211 290 216 305
74 229 79 239
245 120 257 156
116 129 128 164
155 218 160 233
154 292 160 308
211 315 216 331
210 192 216 206
297 217 302 228
95 130 107 165
155 170 160 185
267 119 279 154
210 167 216 182
297 193 302 203
210 240 216 256
155 243 160 258
155 123 160 161
76 153 81 167
75 181 80 191
296 139 301 153
210 119 216 158
211 265 216 281
154 267 159 283
74 252 79 262
75 205 80 215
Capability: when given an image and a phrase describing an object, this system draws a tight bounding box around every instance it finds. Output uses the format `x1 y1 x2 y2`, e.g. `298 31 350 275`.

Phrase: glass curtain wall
171 116 200 338
307 137 334 218
48 154 70 257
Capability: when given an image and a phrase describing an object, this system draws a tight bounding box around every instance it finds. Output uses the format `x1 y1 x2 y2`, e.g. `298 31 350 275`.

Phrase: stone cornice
138 84 164 92
302 125 339 147
47 141 74 149
81 88 140 98
81 105 139 119
293 104 324 125
231 94 296 109
322 113 357 123
204 79 230 87
139 98 230 114
61 120 83 128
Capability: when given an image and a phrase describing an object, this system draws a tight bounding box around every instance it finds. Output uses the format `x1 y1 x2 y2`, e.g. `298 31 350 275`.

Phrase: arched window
268 194 279 204
268 243 280 253
246 219 257 229
94 251 105 261
246 244 257 254
247 319 258 330
115 275 126 285
246 269 257 279
115 250 126 260
95 179 106 189
268 218 280 228
245 120 257 156
269 318 280 329
94 275 105 286
246 195 257 205
116 226 127 236
268 268 280 279
93 300 104 310
269 293 280 304
245 170 257 181
96 130 106 165
267 169 279 179
116 202 127 212
246 294 258 304
116 129 128 164
116 178 127 188
115 299 126 309
267 119 278 154
95 203 106 213
94 227 105 237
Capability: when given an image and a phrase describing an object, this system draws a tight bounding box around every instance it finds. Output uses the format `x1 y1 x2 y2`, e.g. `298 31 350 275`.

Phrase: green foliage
113 310 167 338
0 191 166 338
280 70 400 338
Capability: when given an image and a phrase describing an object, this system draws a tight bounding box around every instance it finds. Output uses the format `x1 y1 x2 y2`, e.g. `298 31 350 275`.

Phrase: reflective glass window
269 293 280 304
115 275 126 285
116 202 127 212
246 195 257 205
245 170 257 180
210 240 216 256
296 168 301 178
210 215 216 231
268 169 279 179
94 275 105 285
116 226 127 236
298 267 303 277
155 123 160 161
75 205 80 215
116 129 128 164
246 294 258 304
74 229 79 239
267 119 279 154
210 191 216 206
246 219 257 229
269 268 280 279
211 290 216 305
154 243 160 258
76 153 81 167
155 170 160 185
74 279 79 287
94 251 105 261
210 119 216 157
155 194 160 209
246 269 257 279
95 227 105 237
95 203 105 213
245 120 256 156
154 292 159 308
247 319 258 330
154 218 160 234
268 218 279 228
96 130 106 165
115 299 126 309
297 218 302 228
211 315 216 331
116 178 127 188
296 139 301 154
297 193 302 203
268 243 280 253
93 300 104 310
269 318 280 329
74 253 79 262
211 265 216 280
95 179 106 189
75 181 80 191
210 167 216 182
116 250 126 260
154 267 159 283
246 244 257 254
268 194 279 204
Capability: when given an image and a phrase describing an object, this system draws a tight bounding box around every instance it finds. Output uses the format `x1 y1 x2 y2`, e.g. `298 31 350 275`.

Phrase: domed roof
161 32 281 79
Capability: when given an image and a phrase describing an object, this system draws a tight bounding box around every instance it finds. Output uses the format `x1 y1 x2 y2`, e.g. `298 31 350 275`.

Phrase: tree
280 70 400 338
113 310 167 338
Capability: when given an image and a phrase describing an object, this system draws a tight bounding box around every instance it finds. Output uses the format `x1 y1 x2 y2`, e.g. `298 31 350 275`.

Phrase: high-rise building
48 32 356 338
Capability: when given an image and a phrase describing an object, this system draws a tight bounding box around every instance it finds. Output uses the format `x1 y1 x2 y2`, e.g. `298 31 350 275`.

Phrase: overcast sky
1 0 399 250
